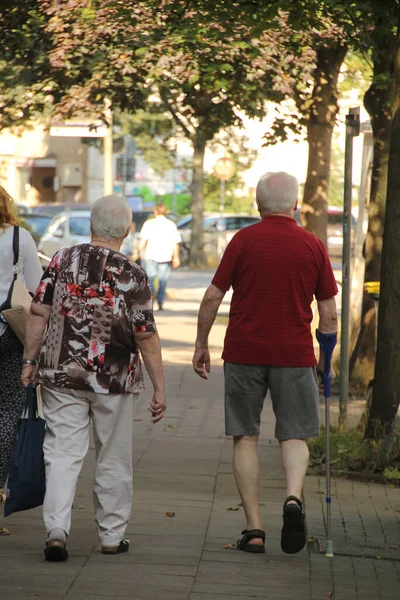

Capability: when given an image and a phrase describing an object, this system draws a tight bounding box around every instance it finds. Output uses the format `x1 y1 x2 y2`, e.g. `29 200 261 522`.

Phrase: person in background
0 186 42 506
192 172 338 555
138 204 181 310
22 194 166 562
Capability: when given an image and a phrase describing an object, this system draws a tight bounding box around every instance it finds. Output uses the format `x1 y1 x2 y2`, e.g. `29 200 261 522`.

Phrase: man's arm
138 238 148 260
135 331 166 423
193 284 226 379
172 243 180 269
21 302 51 387
316 296 338 373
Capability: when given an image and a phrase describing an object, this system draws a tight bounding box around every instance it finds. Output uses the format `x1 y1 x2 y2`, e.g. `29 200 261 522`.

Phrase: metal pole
219 179 225 216
339 107 360 428
103 99 113 195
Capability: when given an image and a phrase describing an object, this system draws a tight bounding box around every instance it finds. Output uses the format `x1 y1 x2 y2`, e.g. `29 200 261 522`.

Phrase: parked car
18 202 91 218
19 213 53 246
37 210 136 267
176 212 261 264
176 213 260 243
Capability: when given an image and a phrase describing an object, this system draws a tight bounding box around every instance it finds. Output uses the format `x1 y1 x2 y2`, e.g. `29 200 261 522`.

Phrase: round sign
214 157 236 181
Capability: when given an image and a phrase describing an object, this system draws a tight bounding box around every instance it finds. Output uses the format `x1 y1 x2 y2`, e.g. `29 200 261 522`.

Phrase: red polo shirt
212 216 338 367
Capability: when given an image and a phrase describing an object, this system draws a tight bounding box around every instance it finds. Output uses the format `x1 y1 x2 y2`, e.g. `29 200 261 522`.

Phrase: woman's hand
21 364 37 388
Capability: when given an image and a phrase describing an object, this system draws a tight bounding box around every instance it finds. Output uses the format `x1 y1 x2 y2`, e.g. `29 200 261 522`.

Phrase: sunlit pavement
1 269 399 599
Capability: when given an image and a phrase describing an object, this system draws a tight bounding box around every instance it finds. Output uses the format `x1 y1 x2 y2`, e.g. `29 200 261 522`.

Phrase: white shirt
139 216 181 263
0 226 43 336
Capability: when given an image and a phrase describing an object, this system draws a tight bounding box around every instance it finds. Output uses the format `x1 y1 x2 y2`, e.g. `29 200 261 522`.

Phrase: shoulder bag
0 226 33 344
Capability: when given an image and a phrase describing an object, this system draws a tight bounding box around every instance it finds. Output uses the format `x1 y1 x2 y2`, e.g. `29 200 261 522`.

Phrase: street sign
214 157 236 181
50 121 106 138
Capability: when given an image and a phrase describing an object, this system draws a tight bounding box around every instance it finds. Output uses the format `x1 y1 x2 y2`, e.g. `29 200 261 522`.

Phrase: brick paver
0 269 399 599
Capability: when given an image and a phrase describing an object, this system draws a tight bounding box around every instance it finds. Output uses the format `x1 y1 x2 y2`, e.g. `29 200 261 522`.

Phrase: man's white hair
256 171 298 214
91 194 132 240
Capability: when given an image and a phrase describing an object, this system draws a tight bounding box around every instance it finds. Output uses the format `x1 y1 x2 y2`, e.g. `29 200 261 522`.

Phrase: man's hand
193 347 211 379
148 390 166 423
172 257 180 269
21 365 37 388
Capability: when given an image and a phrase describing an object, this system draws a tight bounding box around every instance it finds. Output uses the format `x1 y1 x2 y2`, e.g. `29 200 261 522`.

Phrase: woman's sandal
44 540 68 562
0 490 6 504
281 495 306 554
102 539 130 555
237 529 265 553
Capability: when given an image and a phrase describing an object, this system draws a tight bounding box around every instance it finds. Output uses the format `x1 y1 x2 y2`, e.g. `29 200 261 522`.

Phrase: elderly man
22 194 166 562
193 172 338 555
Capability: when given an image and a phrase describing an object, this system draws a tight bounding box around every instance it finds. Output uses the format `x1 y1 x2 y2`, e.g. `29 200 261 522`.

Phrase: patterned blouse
32 244 156 394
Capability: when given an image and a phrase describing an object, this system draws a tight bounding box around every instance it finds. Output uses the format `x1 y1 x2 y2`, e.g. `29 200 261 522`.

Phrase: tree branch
159 87 194 139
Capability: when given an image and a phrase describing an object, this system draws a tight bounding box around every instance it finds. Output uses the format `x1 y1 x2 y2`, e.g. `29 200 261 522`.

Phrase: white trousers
41 385 138 546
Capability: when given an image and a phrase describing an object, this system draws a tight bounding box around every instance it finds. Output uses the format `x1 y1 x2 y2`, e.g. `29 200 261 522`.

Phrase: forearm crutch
316 329 337 558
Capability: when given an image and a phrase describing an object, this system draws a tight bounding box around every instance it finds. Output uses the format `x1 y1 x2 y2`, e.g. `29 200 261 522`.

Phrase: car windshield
21 215 52 237
69 217 91 236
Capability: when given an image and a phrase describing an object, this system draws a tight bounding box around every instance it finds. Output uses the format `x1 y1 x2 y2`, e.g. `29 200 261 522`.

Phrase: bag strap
26 384 39 420
13 225 20 268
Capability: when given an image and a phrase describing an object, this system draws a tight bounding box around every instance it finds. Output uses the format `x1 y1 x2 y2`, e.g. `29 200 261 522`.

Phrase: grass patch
308 428 400 475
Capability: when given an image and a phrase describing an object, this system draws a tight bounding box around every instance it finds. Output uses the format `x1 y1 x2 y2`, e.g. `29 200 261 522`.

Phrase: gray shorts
224 362 319 440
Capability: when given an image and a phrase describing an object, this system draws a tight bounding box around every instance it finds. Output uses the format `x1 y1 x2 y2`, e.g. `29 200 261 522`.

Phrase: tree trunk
365 22 400 440
301 44 347 245
190 130 206 267
349 34 396 377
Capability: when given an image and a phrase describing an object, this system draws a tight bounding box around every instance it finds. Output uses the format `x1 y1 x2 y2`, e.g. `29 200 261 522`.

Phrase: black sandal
102 539 130 555
237 529 265 553
44 540 68 562
281 495 306 554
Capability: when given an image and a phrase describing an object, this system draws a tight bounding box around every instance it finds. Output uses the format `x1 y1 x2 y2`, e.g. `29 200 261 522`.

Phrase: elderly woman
22 194 166 562
0 186 42 505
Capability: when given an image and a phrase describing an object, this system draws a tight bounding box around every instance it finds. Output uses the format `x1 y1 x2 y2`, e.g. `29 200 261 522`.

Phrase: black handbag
4 384 46 517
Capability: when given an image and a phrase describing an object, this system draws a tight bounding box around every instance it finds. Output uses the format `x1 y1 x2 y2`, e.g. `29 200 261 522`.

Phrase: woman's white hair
256 171 298 214
91 194 132 240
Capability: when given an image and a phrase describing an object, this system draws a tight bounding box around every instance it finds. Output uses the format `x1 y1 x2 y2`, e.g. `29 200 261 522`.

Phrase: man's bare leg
280 439 309 500
232 436 264 546
280 438 309 554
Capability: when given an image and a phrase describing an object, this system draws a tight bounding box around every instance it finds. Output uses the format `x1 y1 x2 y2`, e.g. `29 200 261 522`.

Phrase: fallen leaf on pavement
375 554 382 560
165 512 175 517
72 504 84 510
0 527 10 536
267 560 279 564
325 593 334 599
227 507 240 511
389 544 398 550
224 544 236 550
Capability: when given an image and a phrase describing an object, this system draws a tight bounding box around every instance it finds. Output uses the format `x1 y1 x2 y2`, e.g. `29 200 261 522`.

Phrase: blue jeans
145 260 171 307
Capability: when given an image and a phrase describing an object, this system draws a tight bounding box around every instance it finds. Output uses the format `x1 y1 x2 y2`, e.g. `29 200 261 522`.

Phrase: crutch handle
316 330 337 398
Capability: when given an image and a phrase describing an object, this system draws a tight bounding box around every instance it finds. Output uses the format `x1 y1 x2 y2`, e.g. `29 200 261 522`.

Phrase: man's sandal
281 495 306 554
102 539 130 555
237 529 265 553
44 540 68 562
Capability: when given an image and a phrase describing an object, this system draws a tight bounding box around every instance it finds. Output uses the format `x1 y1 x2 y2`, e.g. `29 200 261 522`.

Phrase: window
69 217 91 236
238 217 260 229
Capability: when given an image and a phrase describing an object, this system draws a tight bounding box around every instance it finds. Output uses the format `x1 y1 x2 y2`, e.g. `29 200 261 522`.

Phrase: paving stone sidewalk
1 269 400 600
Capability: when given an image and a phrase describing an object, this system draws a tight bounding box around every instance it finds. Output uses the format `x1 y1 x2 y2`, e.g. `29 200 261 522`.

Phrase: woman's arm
21 229 43 293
